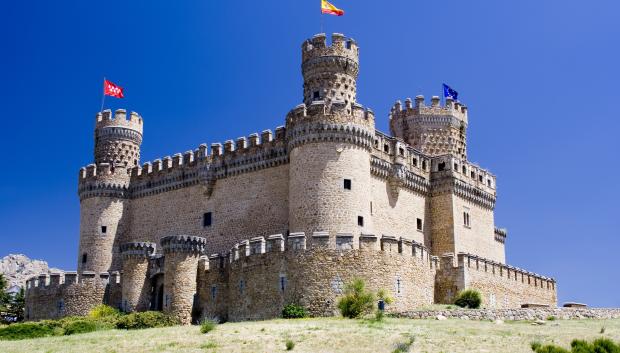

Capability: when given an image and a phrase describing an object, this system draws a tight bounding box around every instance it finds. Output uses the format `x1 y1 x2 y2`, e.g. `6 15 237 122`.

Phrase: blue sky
1 1 618 307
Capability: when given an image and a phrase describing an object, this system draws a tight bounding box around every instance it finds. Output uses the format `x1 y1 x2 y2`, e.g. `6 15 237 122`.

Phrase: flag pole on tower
100 77 106 112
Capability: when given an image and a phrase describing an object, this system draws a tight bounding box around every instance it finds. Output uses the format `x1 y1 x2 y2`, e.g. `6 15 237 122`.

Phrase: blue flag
443 83 458 101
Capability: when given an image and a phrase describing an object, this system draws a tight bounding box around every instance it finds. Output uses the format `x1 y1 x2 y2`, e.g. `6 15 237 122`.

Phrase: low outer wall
436 253 557 308
198 235 438 322
398 308 620 321
25 272 121 321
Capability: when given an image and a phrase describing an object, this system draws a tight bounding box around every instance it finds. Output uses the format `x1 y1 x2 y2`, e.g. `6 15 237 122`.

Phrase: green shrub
337 278 375 319
62 319 99 335
454 289 482 309
89 304 120 320
282 304 307 319
285 339 295 350
200 319 217 334
546 316 556 321
116 311 178 330
0 321 57 340
531 338 620 353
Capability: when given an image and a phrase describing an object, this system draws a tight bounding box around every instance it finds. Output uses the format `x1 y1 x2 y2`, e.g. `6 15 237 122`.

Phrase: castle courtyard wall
370 176 428 244
125 165 289 255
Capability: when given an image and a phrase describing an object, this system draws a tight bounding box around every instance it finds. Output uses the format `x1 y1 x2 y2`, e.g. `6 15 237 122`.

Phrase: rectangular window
203 212 212 227
313 91 320 99
82 253 87 264
463 212 471 227
211 285 217 300
370 202 373 215
279 275 287 292
101 226 107 234
358 216 364 227
344 179 352 190
416 218 423 231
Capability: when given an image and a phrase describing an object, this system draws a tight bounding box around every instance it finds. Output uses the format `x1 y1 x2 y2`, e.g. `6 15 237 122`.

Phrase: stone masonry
25 33 557 323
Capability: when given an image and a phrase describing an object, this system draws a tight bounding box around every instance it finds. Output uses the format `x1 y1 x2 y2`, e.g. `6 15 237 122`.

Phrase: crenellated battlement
25 271 119 292
95 109 143 134
161 235 207 255
120 242 156 259
301 33 359 68
454 253 555 290
389 96 468 159
220 232 439 270
390 96 468 124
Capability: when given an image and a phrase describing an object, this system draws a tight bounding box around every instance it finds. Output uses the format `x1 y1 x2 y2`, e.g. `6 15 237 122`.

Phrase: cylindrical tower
161 235 207 325
95 109 143 168
287 33 376 246
76 109 143 274
120 242 156 312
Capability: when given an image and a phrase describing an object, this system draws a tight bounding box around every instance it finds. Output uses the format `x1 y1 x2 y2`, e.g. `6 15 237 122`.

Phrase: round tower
76 109 143 274
287 33 375 246
120 242 156 312
161 235 207 325
94 109 143 168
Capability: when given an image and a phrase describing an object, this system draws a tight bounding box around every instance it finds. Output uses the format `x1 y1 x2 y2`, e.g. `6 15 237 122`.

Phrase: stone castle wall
197 233 438 322
24 272 121 321
435 253 556 308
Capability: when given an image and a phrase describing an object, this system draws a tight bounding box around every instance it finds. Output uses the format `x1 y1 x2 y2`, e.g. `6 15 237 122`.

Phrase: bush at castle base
0 307 179 340
337 278 376 319
282 304 307 319
115 311 179 330
454 289 482 309
531 338 620 353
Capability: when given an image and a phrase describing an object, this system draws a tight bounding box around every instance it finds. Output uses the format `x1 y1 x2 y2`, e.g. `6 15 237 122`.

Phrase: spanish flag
321 0 344 16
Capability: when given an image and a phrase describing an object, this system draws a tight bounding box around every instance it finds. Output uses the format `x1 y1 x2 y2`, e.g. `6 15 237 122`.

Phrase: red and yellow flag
321 0 344 16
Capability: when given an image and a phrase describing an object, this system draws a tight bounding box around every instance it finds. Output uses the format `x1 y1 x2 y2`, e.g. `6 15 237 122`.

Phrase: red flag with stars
103 79 124 98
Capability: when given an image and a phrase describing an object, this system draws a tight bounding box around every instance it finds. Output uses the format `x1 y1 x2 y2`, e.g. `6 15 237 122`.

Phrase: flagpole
100 77 106 112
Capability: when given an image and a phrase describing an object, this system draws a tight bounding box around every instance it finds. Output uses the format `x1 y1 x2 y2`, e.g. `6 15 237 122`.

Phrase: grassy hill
1 317 619 353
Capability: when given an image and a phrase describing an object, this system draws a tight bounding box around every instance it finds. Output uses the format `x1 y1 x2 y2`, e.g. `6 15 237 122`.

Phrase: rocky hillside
0 254 61 292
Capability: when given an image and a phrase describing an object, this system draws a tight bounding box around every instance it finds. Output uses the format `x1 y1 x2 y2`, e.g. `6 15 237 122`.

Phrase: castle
25 33 557 324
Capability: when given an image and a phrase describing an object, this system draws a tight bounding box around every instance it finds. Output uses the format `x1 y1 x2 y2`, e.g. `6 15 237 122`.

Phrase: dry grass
0 317 619 353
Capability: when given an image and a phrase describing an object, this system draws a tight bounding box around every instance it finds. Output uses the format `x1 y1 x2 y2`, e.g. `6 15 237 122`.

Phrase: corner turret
389 96 468 160
95 109 143 168
301 33 359 111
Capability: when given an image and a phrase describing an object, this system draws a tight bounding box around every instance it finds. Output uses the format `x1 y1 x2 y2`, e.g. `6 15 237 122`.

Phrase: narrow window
422 160 427 170
438 162 445 171
82 253 87 264
370 202 373 215
101 226 107 234
239 280 245 295
454 163 458 170
313 91 320 100
211 285 217 300
346 41 352 49
203 212 212 227
399 147 404 156
383 144 389 153
412 158 418 167
471 171 475 178
396 277 402 294
343 179 352 190
462 165 466 174
358 216 364 227
280 275 287 292
487 179 492 187
463 212 470 227
479 175 483 182
416 218 423 231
